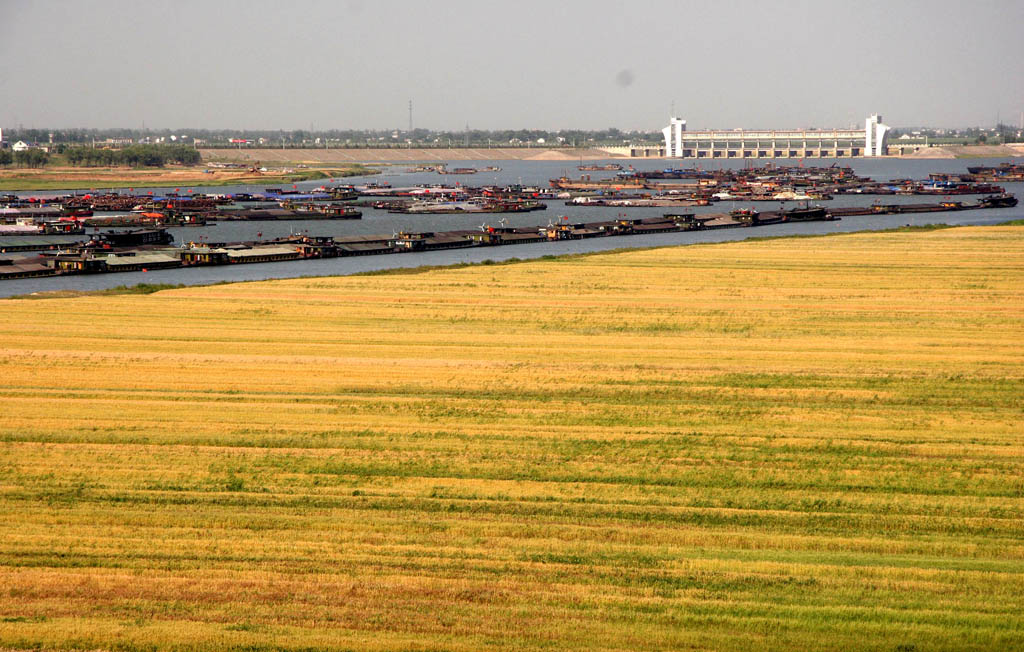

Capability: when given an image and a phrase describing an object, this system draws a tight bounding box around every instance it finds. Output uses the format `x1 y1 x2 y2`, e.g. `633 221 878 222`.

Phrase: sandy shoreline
200 147 624 163
896 144 1024 159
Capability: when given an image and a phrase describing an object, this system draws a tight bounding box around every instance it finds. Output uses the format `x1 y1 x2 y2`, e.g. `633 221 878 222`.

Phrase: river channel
2 156 1022 298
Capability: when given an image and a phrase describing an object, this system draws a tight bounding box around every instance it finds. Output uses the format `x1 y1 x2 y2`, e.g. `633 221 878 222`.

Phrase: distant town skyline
2 0 1022 132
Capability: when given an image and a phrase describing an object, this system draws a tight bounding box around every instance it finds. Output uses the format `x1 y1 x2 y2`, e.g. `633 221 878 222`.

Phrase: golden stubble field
0 226 1022 651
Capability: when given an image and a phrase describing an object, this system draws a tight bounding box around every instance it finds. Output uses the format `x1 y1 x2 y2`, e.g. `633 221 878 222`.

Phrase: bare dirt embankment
0 166 270 188
901 144 1024 159
0 165 370 191
200 147 623 164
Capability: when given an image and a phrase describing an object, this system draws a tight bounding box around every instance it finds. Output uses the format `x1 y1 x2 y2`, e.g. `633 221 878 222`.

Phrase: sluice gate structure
645 114 891 159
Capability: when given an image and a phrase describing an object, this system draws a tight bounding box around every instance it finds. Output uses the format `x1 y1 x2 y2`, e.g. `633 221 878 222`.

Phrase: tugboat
782 205 831 221
729 208 760 224
977 193 1018 208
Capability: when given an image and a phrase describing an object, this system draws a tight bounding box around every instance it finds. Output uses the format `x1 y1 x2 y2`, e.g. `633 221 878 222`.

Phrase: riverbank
0 164 377 191
1 225 1022 651
200 146 625 163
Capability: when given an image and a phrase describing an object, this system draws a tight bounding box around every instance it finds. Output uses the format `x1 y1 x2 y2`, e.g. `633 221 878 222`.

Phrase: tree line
64 144 201 167
0 144 201 168
0 149 50 168
3 126 661 147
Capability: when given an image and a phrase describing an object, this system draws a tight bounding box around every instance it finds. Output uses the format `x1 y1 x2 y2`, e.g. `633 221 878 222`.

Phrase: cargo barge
550 176 647 191
210 205 362 220
0 220 86 236
387 199 546 214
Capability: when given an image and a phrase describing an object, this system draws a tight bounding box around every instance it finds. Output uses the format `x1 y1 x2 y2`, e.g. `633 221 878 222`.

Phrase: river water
2 156 1022 297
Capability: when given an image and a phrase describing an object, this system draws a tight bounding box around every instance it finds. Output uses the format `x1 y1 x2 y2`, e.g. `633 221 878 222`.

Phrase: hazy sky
2 0 1023 131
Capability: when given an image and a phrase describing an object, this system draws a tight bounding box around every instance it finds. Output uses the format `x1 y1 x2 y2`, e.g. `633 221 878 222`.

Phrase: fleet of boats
1 162 1019 283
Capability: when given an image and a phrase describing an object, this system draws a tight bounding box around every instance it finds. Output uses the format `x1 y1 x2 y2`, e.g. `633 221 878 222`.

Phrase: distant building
660 114 891 158
12 141 53 153
102 138 134 146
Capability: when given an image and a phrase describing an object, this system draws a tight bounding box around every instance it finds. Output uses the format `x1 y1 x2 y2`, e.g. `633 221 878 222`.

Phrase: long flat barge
210 207 362 220
387 200 547 214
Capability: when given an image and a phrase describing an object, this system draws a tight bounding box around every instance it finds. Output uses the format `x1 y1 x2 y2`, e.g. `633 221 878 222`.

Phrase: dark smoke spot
615 69 635 87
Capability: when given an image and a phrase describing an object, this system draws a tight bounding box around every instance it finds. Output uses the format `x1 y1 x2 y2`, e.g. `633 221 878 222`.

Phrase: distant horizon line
2 123 1017 134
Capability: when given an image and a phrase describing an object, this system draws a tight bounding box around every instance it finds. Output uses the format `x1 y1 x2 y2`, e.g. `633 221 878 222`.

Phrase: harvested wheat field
1 226 1023 651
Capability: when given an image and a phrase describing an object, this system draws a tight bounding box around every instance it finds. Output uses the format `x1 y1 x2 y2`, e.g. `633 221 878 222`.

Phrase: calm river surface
3 156 1022 298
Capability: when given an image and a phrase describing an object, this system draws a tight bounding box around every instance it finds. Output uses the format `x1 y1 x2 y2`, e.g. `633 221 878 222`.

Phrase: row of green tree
0 149 50 168
63 144 201 167
3 126 662 147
